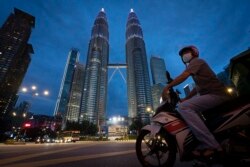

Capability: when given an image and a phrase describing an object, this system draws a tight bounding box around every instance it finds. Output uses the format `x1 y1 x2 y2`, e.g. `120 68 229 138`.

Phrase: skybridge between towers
107 63 127 84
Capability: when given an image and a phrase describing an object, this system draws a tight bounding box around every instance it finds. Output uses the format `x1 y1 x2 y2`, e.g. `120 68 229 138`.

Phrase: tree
65 120 98 136
87 122 98 136
65 121 81 131
81 120 98 136
129 118 143 135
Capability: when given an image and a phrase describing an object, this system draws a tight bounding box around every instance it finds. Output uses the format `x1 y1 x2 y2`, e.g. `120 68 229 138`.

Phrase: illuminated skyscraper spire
81 9 109 127
125 9 152 124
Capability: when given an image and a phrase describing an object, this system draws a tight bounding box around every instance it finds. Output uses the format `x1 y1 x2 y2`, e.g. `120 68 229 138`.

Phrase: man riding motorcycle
162 45 231 158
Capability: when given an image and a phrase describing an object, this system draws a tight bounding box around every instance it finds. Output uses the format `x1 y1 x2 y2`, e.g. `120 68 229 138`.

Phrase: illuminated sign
24 123 31 127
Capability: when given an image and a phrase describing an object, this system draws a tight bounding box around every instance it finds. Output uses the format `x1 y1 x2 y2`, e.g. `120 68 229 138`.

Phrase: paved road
0 141 193 167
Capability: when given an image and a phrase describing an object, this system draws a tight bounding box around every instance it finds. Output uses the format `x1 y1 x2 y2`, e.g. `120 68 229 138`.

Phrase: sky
1 0 250 117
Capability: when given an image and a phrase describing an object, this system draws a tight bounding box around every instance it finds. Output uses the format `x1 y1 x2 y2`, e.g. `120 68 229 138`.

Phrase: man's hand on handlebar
162 85 171 101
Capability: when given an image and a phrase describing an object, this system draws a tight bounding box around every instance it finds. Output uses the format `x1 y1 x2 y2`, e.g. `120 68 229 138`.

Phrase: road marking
0 143 99 166
4 149 136 167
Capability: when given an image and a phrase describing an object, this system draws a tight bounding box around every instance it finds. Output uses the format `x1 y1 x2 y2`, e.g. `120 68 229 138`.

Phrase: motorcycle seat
201 93 250 130
203 94 250 116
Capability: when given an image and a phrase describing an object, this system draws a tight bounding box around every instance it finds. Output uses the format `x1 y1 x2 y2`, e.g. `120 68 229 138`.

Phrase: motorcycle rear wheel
136 129 176 167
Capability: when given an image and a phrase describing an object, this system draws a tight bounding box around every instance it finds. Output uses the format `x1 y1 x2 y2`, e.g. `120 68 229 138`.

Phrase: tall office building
150 56 167 85
126 9 152 124
54 48 79 129
151 84 165 111
81 8 109 127
183 83 195 97
150 56 167 110
0 8 35 117
67 63 84 123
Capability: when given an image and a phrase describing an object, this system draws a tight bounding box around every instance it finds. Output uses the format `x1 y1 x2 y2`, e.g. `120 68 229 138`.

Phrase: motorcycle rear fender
142 124 161 138
214 103 250 133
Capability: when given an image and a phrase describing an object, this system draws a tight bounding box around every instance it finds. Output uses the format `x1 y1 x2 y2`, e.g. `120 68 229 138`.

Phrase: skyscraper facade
150 56 167 111
183 83 195 97
151 84 165 111
54 48 79 129
81 9 109 127
0 8 35 117
150 56 167 85
66 63 84 123
126 9 152 124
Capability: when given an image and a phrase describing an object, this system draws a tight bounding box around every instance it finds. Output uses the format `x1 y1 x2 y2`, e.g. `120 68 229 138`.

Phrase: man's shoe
202 149 215 157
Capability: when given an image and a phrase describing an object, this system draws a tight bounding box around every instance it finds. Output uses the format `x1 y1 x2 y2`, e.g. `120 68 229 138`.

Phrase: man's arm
166 71 190 88
162 71 190 98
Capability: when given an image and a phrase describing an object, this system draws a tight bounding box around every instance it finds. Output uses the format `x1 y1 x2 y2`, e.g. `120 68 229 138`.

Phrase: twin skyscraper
54 8 157 129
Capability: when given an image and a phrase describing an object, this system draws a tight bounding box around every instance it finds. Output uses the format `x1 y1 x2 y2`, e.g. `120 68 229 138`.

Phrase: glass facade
66 63 84 122
150 56 167 111
81 9 109 127
126 9 152 124
151 84 165 111
54 48 79 129
150 56 167 85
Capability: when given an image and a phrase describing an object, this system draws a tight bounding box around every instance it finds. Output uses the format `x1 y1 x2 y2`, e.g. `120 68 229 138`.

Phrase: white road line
0 143 99 165
4 149 136 167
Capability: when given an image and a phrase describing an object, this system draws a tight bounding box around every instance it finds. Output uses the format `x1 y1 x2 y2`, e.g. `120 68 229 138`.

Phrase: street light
20 85 50 97
17 85 50 126
146 106 154 120
227 87 233 94
44 90 49 96
21 87 28 93
31 85 37 90
146 106 152 112
226 87 237 96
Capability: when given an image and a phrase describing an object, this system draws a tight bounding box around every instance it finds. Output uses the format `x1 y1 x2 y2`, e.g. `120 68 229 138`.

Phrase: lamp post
146 106 154 114
146 106 152 112
17 85 50 139
146 106 154 122
20 85 50 97
18 85 50 118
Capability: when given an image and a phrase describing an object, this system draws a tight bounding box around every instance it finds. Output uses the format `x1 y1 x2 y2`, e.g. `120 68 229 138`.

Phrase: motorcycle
136 82 250 167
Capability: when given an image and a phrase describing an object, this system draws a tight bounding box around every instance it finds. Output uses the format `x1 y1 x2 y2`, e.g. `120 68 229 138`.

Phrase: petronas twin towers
81 8 153 126
56 8 153 128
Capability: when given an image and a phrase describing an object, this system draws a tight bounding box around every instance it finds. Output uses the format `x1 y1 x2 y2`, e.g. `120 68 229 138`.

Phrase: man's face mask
182 52 193 63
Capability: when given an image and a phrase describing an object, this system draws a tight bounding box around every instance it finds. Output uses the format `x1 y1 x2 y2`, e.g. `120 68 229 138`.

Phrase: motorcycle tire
136 129 176 167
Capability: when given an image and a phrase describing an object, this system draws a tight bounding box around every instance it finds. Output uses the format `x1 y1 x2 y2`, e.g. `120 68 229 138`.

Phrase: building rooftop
14 8 35 28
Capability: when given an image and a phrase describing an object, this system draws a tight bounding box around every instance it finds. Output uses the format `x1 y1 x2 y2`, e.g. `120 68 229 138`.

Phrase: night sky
1 0 250 117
